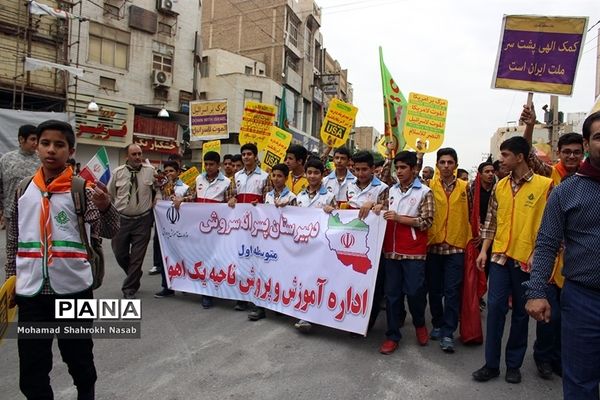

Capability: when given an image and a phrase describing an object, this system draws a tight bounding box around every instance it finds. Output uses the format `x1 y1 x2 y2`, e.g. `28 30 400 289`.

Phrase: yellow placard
260 126 292 172
320 98 358 148
239 101 276 150
202 140 221 172
402 92 448 153
0 276 17 344
179 166 200 187
189 100 228 141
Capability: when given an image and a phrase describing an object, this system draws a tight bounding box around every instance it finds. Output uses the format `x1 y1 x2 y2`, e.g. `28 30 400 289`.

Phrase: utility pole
550 95 559 163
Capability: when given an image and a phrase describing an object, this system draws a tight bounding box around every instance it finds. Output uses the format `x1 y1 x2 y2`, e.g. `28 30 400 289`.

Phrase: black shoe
148 266 160 275
154 289 175 298
201 296 213 309
552 363 562 377
248 308 266 321
472 366 500 382
234 301 247 311
123 292 136 299
535 361 553 380
505 368 522 384
77 385 94 400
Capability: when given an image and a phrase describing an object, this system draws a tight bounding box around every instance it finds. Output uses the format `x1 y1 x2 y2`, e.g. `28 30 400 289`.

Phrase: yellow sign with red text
260 126 292 172
320 98 358 147
403 92 447 153
239 101 276 150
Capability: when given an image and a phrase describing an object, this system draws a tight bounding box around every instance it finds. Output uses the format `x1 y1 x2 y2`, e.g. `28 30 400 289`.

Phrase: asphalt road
0 234 563 400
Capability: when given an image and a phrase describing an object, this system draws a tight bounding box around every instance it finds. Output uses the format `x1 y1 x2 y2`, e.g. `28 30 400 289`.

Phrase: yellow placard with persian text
320 98 358 148
0 276 17 344
260 126 292 172
239 101 276 151
402 92 447 154
179 166 200 188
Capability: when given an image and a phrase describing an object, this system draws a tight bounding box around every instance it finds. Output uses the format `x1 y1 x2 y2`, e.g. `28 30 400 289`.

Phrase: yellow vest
492 174 553 265
286 173 309 195
428 178 472 249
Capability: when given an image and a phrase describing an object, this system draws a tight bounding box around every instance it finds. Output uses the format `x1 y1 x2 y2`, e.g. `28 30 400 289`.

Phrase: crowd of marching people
3 106 600 399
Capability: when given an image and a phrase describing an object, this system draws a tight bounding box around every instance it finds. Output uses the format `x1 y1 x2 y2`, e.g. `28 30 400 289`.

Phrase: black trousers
16 290 97 400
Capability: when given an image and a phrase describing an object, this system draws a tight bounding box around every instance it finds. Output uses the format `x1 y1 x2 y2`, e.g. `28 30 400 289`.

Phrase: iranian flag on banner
79 147 111 185
325 214 372 274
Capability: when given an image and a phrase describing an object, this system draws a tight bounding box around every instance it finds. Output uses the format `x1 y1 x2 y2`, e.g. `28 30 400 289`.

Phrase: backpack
16 175 105 290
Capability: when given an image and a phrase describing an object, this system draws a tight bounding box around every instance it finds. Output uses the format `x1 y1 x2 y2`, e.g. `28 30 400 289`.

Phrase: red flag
460 173 488 344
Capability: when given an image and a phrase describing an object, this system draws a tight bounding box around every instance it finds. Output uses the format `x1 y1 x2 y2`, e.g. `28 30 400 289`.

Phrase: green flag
277 88 288 130
379 47 407 156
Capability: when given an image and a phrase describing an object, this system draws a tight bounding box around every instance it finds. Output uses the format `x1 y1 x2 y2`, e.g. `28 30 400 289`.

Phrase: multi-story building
194 48 282 159
69 0 202 167
201 0 349 153
0 0 202 169
0 0 70 111
354 126 378 151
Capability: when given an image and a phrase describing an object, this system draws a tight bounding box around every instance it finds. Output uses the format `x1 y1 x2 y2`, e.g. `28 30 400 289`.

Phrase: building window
158 22 172 35
153 53 172 73
179 90 193 112
199 91 207 100
154 87 169 101
286 53 299 73
99 76 116 91
245 66 253 75
244 90 262 103
88 22 130 69
258 69 264 75
286 15 300 48
199 56 209 77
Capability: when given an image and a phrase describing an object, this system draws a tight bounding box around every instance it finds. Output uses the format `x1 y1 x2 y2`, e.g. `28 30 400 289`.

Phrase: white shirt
296 185 336 208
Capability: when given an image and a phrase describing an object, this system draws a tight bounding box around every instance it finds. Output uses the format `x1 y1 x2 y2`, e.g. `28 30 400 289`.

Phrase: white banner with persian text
154 201 387 335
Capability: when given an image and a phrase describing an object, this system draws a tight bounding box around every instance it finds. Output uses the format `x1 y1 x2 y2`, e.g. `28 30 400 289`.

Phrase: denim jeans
562 280 600 400
484 260 529 370
426 252 464 338
534 284 561 369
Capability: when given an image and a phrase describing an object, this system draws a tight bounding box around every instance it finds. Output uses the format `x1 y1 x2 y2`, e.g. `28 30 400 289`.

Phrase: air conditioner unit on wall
152 69 172 87
157 0 173 12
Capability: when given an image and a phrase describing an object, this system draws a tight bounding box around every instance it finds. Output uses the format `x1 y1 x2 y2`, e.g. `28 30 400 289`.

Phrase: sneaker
148 266 160 275
415 326 429 346
430 327 442 341
154 289 174 298
294 319 312 333
535 360 553 380
379 339 399 355
505 368 522 384
472 366 500 382
234 301 247 311
201 296 213 309
248 307 266 321
440 337 455 353
479 298 487 311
